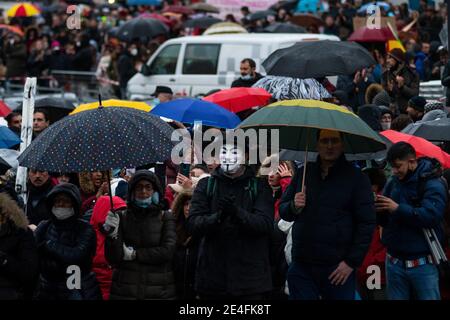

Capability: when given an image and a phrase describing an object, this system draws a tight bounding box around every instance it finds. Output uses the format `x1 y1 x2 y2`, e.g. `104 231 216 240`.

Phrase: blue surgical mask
134 192 159 208
134 196 152 208
153 98 160 106
241 74 252 80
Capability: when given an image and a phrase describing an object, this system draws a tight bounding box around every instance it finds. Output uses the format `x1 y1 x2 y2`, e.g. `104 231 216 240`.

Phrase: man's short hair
386 142 416 164
241 58 256 69
34 109 49 122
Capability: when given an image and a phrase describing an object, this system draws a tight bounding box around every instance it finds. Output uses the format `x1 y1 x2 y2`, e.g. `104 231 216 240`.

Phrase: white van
127 33 340 99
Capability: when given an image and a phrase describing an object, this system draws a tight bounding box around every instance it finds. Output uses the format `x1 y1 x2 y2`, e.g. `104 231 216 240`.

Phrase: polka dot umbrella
18 106 174 173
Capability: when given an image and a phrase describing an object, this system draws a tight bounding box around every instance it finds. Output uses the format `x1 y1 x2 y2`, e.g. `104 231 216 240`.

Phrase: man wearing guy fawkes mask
187 143 275 299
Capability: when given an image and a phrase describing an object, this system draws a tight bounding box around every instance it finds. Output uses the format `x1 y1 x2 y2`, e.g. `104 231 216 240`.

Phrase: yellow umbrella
70 99 152 115
7 3 41 18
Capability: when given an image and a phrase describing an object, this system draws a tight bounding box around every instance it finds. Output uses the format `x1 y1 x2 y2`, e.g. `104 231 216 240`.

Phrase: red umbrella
203 87 272 113
380 130 450 168
139 13 174 27
348 27 395 43
162 5 194 15
0 100 12 117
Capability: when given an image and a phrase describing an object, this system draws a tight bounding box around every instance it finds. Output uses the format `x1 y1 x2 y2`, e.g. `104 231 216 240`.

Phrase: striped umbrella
239 99 386 153
239 99 387 190
203 22 248 35
70 99 152 115
7 3 41 18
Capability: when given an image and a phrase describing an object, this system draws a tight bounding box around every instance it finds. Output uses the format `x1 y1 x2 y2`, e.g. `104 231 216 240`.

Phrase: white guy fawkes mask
219 144 245 175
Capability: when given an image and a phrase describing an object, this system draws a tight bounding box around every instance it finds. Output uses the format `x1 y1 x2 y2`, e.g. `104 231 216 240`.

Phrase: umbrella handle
301 129 309 193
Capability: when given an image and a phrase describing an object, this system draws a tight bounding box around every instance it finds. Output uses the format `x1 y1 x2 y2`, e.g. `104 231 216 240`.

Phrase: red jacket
274 177 292 221
357 226 386 286
90 196 126 300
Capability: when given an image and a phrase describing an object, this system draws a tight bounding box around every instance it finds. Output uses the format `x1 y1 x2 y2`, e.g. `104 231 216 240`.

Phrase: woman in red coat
90 196 126 300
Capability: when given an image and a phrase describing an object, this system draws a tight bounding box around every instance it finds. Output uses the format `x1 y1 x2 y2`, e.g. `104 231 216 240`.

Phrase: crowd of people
0 0 449 99
0 0 450 301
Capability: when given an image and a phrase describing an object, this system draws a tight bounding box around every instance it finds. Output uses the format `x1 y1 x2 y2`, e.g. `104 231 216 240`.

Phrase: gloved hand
122 243 136 261
103 211 120 239
217 195 237 217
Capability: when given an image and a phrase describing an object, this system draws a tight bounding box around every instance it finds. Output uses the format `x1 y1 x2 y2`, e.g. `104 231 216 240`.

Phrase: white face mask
381 122 391 130
241 74 252 80
219 144 245 174
52 207 75 220
130 48 138 56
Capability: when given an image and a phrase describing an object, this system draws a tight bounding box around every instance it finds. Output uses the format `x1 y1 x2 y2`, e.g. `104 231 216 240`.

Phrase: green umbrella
238 99 387 190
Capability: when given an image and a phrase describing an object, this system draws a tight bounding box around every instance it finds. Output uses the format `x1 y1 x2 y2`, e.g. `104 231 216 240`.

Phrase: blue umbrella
150 98 241 129
0 126 21 148
18 107 174 172
357 2 390 13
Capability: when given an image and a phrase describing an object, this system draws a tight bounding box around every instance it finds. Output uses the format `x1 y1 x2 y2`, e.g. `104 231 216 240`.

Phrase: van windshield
182 44 220 75
148 44 181 75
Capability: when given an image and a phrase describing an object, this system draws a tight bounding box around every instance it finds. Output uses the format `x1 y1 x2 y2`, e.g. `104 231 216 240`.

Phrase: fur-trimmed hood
0 193 29 229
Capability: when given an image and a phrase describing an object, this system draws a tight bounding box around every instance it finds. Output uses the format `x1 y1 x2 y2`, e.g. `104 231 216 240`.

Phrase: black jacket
34 183 101 300
186 167 274 296
279 156 376 268
118 52 137 89
105 170 177 300
231 73 264 88
26 179 55 226
382 64 419 113
0 193 39 300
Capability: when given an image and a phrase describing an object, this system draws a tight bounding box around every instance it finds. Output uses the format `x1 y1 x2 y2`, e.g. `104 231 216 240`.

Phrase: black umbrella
183 16 222 29
262 40 376 79
116 18 169 43
247 10 277 22
263 22 306 33
402 117 450 142
18 107 174 173
15 97 76 124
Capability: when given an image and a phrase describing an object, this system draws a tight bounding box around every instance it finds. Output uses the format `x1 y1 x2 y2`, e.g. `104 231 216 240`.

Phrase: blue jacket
414 51 427 81
381 158 447 260
279 155 375 268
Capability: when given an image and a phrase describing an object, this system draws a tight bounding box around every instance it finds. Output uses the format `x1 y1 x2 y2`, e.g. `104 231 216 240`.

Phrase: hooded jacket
34 183 101 300
105 170 177 300
0 193 39 300
90 196 126 300
187 166 274 296
381 157 448 260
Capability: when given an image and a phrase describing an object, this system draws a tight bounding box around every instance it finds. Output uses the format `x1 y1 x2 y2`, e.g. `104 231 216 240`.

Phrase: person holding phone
376 142 447 300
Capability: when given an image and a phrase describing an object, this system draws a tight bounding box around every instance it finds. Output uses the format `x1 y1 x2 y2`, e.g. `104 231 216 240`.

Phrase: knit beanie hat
408 96 427 112
424 100 445 113
373 90 391 107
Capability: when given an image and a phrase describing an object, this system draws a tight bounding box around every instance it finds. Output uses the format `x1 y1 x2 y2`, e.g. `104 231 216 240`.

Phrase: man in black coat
279 129 376 300
231 58 263 88
187 143 274 299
